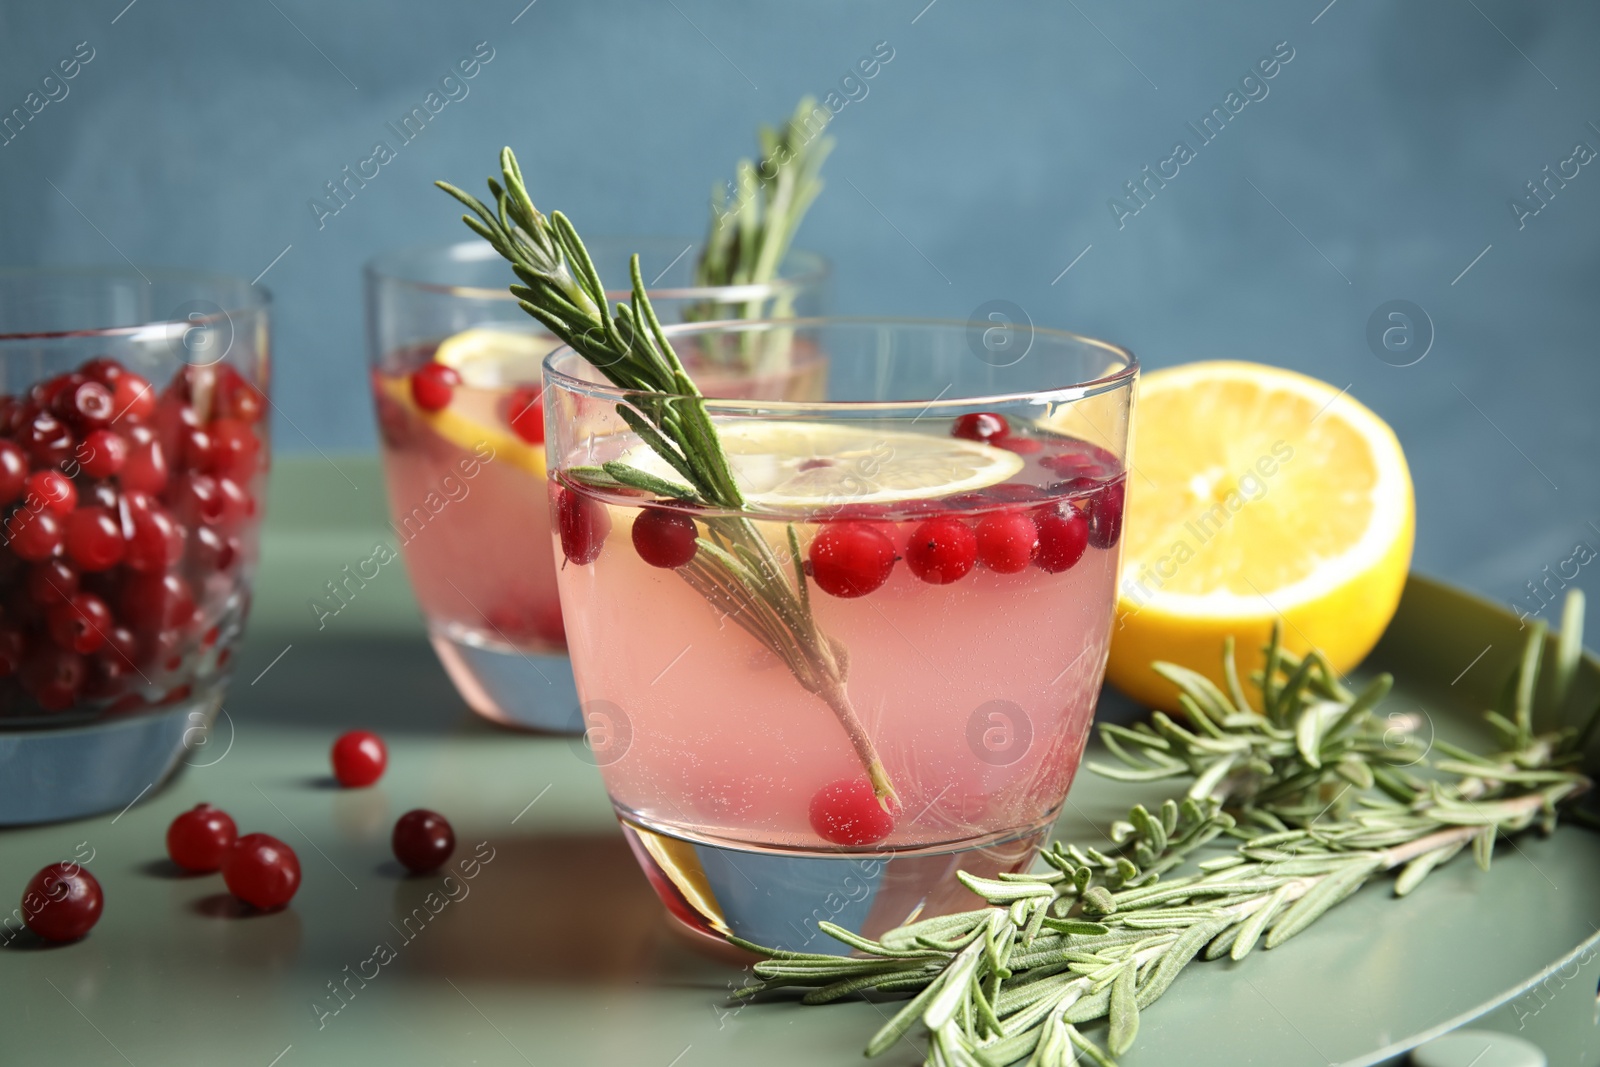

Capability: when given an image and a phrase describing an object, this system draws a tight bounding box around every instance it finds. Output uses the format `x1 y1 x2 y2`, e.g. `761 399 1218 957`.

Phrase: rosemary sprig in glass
435 150 894 802
694 96 833 294
735 592 1597 1066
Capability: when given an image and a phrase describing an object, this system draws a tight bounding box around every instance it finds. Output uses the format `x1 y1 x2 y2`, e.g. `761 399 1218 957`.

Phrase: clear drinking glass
544 317 1135 951
0 267 271 823
365 239 827 733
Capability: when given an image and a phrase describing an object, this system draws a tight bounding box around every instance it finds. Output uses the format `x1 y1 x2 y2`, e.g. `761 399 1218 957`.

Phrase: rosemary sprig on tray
735 592 1597 1066
435 151 894 802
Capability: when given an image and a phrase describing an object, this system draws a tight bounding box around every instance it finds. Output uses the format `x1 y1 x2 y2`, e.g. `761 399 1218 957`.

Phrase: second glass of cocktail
545 318 1135 951
365 240 827 732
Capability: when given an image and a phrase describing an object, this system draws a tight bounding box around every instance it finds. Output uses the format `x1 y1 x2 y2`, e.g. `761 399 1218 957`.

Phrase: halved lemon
619 420 1025 510
378 327 557 478
1106 361 1414 711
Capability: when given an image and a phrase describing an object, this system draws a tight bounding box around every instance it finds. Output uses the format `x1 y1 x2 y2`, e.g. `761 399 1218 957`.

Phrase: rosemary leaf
1107 962 1139 1056
599 461 696 499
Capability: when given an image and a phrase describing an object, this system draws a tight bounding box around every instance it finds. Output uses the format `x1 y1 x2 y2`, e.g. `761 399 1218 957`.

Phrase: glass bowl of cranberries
0 267 269 824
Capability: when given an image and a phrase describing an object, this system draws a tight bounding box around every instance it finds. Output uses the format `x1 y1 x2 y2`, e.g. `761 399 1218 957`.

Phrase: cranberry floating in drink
0 268 269 825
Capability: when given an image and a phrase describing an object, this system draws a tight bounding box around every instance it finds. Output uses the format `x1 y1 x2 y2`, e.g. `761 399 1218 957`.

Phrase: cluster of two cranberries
553 486 682 571
0 358 264 712
330 730 458 874
408 364 546 446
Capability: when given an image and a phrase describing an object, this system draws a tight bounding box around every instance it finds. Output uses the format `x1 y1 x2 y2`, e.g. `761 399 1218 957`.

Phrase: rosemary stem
817 676 895 805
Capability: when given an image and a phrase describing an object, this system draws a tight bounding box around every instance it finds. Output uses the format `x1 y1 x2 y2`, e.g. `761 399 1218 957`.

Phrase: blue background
0 0 1595 619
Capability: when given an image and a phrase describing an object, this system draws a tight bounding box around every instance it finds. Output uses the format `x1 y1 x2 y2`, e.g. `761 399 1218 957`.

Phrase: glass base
0 687 223 825
429 626 582 734
619 814 1052 955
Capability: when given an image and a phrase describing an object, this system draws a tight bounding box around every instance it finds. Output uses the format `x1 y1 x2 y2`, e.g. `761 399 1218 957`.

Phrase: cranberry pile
0 357 265 717
557 412 1125 592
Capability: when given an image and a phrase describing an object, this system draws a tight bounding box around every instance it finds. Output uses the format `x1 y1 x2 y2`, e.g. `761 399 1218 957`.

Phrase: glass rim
363 237 830 304
543 316 1139 412
0 265 269 343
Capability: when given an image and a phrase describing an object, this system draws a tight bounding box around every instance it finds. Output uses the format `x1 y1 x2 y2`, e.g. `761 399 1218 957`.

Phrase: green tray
2 457 1596 1066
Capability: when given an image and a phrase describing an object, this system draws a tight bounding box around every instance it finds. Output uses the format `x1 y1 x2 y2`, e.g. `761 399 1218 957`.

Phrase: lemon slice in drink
1106 361 1414 711
434 326 555 387
377 327 557 478
619 420 1025 509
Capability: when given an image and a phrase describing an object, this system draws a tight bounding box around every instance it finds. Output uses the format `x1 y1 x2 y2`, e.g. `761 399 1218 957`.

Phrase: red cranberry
508 386 544 444
20 646 85 710
121 433 168 494
410 364 459 412
392 809 456 873
64 507 126 571
1086 480 1125 550
82 481 119 510
190 525 238 572
631 507 698 569
218 376 264 423
808 522 897 598
164 365 199 404
77 429 128 479
155 402 200 465
172 472 251 530
47 593 112 655
809 778 897 845
998 437 1043 455
1035 504 1089 573
112 373 157 423
904 517 978 585
21 862 103 941
125 503 183 572
951 412 1010 444
222 834 301 910
331 730 387 787
24 471 76 516
976 511 1040 574
150 399 196 467
212 477 254 529
183 425 215 472
206 418 260 480
24 559 79 605
83 651 133 701
9 508 63 562
41 372 85 414
63 380 115 429
0 442 26 504
19 410 74 468
557 487 610 566
80 357 125 385
118 572 195 634
101 624 138 667
166 803 238 872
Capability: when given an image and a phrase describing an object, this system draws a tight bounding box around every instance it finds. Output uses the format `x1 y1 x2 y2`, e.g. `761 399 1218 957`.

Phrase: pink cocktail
545 318 1135 951
366 241 827 731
